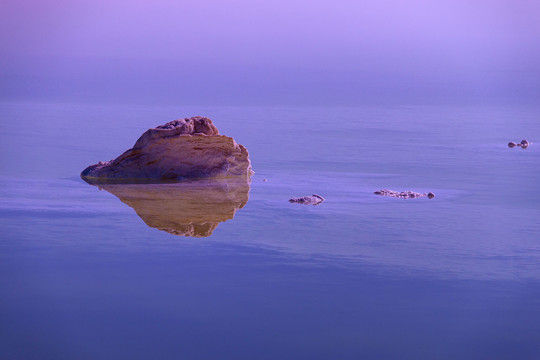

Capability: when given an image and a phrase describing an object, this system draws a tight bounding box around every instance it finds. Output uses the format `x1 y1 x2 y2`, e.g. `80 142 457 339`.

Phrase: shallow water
1 101 540 359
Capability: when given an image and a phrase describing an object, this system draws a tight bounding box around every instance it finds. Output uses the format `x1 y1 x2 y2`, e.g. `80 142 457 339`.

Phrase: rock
289 194 325 205
84 178 250 237
508 139 530 149
81 116 254 182
374 189 435 199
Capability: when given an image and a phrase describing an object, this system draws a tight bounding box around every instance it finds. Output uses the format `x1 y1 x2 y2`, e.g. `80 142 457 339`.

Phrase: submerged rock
289 194 325 205
87 179 250 237
81 116 254 182
374 189 435 199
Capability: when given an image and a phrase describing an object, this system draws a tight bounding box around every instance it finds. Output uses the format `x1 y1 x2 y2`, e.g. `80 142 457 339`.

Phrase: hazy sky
1 0 539 105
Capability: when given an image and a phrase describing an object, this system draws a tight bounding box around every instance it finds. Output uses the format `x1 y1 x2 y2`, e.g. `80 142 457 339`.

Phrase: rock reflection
84 179 250 237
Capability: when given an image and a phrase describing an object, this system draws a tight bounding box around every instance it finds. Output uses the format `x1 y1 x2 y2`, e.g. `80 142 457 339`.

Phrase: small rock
289 194 325 205
508 139 530 149
374 189 435 199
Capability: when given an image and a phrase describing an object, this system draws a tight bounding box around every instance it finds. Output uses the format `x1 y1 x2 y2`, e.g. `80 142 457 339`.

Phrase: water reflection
84 179 250 237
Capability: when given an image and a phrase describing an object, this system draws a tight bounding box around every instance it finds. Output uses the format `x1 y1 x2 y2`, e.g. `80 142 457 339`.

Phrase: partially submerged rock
289 194 325 205
81 116 254 182
374 189 435 199
90 179 250 237
508 140 530 149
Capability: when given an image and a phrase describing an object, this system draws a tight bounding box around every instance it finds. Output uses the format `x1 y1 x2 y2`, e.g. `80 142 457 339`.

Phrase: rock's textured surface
89 179 250 237
289 194 325 205
81 116 253 182
374 189 435 199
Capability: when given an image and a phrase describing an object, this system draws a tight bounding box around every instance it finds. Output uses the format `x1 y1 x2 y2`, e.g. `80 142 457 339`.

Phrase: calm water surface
1 101 539 359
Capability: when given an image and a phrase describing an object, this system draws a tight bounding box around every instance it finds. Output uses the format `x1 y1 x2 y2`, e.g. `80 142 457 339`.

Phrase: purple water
1 101 540 359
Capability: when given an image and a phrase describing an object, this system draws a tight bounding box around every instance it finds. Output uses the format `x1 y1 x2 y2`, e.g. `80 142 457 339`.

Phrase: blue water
1 101 540 359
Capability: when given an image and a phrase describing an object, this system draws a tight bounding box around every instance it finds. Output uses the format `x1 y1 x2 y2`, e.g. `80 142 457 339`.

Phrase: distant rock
374 189 435 199
81 116 254 182
508 139 530 149
289 194 325 205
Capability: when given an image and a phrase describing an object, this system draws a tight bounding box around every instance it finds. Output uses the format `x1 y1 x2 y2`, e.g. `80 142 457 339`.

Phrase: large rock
88 179 250 237
81 116 254 182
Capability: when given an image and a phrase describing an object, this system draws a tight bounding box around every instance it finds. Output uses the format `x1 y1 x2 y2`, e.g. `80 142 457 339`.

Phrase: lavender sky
1 0 539 105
